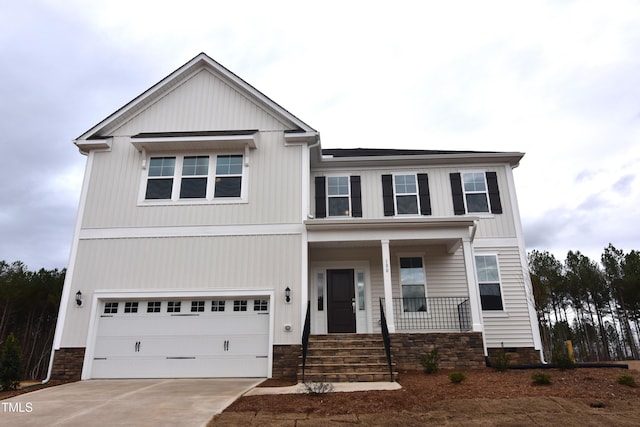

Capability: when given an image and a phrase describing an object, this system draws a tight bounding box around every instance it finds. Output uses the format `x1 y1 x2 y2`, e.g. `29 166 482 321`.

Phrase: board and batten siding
81 132 302 228
478 245 535 348
109 68 290 136
311 164 517 239
61 234 301 348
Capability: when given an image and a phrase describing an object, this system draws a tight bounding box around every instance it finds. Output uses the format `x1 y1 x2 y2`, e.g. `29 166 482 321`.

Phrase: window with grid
147 301 161 313
253 299 268 312
124 302 138 313
145 157 175 199
394 175 419 215
180 156 209 199
462 172 489 213
211 300 225 312
214 155 243 198
167 301 181 313
475 255 504 310
233 300 248 312
190 300 205 312
327 176 350 216
104 302 119 314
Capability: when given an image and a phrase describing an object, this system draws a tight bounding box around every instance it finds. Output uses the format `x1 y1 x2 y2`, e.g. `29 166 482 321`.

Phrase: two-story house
47 53 543 382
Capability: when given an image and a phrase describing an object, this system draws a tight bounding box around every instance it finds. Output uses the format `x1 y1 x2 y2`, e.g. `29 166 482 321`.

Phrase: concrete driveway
1 378 262 427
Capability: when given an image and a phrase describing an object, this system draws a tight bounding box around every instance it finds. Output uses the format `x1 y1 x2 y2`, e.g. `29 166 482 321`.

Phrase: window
314 176 362 218
327 176 350 216
382 174 431 216
191 300 205 312
167 301 181 313
400 257 426 312
104 302 119 314
254 300 268 311
145 157 175 199
211 300 225 312
475 255 504 311
394 175 419 214
233 300 248 312
124 302 138 313
180 156 208 199
450 172 502 215
147 301 161 313
143 154 244 202
214 155 243 198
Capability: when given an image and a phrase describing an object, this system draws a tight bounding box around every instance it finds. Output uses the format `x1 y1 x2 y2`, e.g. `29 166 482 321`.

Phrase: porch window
475 255 504 310
400 257 426 312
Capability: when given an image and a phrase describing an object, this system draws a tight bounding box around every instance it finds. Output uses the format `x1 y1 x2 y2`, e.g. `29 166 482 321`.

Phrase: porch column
381 239 395 332
462 238 484 333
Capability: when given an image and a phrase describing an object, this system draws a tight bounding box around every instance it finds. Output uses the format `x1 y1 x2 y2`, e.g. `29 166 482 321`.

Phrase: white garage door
90 297 270 378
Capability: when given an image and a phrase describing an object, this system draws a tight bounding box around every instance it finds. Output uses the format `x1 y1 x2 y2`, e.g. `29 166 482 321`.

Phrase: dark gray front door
327 269 356 333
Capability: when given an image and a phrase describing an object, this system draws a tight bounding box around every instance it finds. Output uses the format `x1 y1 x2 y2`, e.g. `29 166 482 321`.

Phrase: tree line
529 244 640 363
0 261 64 380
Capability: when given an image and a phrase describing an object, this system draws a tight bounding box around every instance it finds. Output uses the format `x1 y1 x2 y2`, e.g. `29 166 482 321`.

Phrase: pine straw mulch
225 367 640 416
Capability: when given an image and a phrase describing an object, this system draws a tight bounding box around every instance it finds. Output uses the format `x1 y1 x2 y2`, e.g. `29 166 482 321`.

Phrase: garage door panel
90 297 271 378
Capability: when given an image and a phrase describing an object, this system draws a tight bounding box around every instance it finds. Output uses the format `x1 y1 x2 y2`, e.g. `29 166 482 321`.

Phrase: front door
327 269 356 333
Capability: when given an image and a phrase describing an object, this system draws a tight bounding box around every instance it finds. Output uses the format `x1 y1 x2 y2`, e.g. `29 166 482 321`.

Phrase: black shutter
450 173 465 215
350 176 362 217
417 173 431 216
486 172 502 214
314 176 326 218
381 175 395 216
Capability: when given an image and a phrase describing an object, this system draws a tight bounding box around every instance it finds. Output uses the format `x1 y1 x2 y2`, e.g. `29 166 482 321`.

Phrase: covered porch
305 217 484 336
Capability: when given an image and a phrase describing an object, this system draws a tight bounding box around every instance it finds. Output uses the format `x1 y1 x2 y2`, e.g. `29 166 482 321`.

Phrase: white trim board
79 224 304 240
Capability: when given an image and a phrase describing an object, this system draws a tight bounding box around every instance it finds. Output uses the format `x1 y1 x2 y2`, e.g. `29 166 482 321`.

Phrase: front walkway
1 378 261 426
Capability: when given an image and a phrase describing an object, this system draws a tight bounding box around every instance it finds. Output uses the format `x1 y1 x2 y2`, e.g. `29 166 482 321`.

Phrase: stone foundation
50 347 85 381
487 346 541 366
391 332 486 371
272 344 301 380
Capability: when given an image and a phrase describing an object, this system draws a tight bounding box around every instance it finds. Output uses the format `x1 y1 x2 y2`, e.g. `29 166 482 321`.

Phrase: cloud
612 174 635 196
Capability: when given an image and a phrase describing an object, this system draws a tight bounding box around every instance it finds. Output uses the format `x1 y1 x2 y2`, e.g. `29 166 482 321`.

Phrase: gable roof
74 53 317 151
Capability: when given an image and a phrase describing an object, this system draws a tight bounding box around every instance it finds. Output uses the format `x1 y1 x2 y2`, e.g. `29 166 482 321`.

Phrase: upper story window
400 257 427 312
142 154 245 203
450 171 502 215
327 176 350 216
382 174 431 216
314 176 362 218
475 255 504 311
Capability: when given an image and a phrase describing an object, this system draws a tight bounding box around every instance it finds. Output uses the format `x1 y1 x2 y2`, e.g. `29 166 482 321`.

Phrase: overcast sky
1 0 639 270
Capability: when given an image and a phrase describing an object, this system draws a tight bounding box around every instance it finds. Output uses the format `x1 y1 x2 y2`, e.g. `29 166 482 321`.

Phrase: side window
475 255 504 311
145 157 175 200
400 257 426 312
450 172 502 215
214 155 243 198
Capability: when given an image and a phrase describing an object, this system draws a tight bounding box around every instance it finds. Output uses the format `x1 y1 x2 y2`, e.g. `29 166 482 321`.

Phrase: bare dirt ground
212 366 640 426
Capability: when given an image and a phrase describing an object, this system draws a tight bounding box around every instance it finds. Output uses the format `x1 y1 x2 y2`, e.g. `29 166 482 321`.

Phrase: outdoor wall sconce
285 287 291 303
75 290 83 307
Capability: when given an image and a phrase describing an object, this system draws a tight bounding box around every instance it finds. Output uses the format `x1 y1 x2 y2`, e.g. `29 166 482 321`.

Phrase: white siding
61 234 301 348
111 69 289 136
311 164 518 239
82 133 302 228
478 246 535 347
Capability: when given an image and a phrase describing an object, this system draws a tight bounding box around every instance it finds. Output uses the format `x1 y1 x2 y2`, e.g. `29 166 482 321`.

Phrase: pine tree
0 332 23 390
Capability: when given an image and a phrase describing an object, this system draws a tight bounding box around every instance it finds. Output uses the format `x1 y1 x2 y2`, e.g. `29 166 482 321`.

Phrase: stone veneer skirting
390 332 486 371
272 344 302 380
50 347 86 381
487 346 541 365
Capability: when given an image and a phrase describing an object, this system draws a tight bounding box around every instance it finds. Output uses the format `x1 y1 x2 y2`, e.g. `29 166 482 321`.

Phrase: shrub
551 344 576 370
449 372 466 384
303 382 334 395
0 333 23 391
491 343 511 372
531 372 552 385
420 348 440 374
617 375 636 387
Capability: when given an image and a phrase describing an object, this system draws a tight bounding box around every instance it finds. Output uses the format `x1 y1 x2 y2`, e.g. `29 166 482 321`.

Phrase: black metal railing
379 299 395 382
301 301 311 382
381 297 472 331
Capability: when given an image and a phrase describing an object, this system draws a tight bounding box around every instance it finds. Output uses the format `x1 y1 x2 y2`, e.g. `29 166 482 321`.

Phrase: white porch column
381 239 395 332
462 239 484 333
